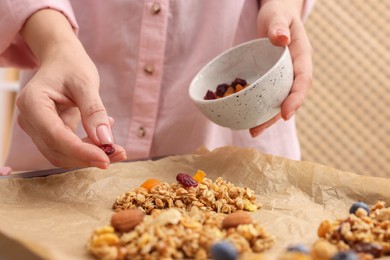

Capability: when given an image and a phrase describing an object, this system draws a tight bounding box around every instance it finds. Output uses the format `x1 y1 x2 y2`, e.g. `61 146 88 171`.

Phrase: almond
221 210 253 229
111 209 145 233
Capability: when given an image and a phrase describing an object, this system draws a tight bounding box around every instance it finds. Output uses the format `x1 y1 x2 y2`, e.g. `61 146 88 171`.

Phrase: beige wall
296 0 390 177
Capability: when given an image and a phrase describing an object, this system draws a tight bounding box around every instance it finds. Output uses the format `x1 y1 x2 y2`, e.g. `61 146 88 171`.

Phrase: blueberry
332 251 359 260
211 241 238 260
286 243 310 254
349 201 370 215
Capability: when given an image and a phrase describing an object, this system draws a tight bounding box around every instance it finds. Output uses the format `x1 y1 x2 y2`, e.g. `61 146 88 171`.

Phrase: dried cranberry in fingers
100 144 115 155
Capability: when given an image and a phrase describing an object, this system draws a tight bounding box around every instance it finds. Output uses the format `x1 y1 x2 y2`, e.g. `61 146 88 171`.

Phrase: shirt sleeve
0 0 79 69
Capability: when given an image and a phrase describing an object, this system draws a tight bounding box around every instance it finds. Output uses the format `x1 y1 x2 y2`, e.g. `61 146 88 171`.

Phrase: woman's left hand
250 0 313 137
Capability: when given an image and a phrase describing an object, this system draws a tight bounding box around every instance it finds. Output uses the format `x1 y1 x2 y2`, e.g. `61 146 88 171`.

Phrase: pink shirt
0 0 315 171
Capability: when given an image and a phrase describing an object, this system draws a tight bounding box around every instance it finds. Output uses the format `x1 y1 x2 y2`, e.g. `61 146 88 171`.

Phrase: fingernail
0 166 12 176
90 161 109 169
97 125 113 144
285 111 295 120
275 29 289 44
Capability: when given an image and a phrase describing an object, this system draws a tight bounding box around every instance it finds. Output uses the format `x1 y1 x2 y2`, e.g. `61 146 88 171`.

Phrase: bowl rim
189 37 290 104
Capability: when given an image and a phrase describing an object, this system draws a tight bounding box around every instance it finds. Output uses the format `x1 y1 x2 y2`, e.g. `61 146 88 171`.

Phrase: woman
0 0 314 173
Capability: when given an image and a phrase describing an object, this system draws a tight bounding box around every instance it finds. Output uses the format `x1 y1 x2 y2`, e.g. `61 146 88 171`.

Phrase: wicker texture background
297 0 390 177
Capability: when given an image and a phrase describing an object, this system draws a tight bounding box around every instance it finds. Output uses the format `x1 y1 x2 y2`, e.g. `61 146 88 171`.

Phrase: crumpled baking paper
0 146 389 259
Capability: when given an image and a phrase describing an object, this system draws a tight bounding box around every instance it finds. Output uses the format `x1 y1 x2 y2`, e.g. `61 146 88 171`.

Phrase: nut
222 210 253 229
110 209 145 233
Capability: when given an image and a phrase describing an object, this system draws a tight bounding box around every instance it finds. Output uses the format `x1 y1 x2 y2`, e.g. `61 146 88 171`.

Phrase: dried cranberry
100 144 115 155
176 173 198 188
204 90 217 100
215 83 229 97
231 78 247 89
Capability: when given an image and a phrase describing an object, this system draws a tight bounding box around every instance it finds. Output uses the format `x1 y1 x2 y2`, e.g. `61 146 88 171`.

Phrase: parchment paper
0 146 389 259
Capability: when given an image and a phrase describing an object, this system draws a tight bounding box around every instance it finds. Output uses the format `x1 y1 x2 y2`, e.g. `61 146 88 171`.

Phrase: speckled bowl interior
189 38 293 130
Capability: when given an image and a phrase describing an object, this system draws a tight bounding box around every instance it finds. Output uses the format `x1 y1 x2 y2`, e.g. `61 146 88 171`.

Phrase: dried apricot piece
223 86 235 97
234 84 245 93
140 178 161 191
193 170 206 183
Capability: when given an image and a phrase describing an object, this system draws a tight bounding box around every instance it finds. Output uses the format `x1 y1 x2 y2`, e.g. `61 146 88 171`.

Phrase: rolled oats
88 173 273 259
88 207 274 260
112 177 260 214
316 201 390 258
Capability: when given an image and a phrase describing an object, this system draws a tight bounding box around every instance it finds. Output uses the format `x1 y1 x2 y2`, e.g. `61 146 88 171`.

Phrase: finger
249 113 282 137
67 77 113 146
108 145 127 162
17 109 110 169
258 8 291 46
281 21 313 120
58 106 81 132
108 116 115 127
81 136 127 163
0 166 12 176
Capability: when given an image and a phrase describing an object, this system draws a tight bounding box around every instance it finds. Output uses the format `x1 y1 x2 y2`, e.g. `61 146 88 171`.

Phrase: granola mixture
316 201 390 259
88 207 274 260
112 176 261 214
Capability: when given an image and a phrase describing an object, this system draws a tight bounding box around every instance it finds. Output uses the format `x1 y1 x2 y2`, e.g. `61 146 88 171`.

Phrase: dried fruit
176 173 198 188
211 241 238 260
110 209 144 233
317 220 331 238
222 210 253 229
140 178 161 191
193 170 206 183
204 90 217 100
203 77 249 100
215 83 229 97
349 201 370 215
100 144 115 155
231 77 247 89
223 86 235 97
235 84 245 92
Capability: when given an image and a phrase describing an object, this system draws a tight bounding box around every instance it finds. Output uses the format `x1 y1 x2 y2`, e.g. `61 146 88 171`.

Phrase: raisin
215 83 229 97
176 173 198 188
100 144 115 155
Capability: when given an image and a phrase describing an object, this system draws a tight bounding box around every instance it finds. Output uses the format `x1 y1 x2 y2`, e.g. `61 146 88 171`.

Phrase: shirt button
138 127 146 138
144 64 154 74
151 2 161 14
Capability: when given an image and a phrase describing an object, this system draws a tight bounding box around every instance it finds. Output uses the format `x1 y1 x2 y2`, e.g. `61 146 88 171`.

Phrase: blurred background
296 0 390 178
0 0 389 177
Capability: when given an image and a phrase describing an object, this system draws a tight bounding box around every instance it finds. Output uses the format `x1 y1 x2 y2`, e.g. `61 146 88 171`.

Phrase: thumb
75 91 113 146
258 10 291 46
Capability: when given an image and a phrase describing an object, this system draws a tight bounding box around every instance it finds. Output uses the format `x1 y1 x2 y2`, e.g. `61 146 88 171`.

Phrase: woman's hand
17 9 126 169
250 0 313 137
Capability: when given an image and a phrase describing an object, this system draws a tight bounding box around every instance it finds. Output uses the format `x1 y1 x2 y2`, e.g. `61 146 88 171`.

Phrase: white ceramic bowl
189 38 293 130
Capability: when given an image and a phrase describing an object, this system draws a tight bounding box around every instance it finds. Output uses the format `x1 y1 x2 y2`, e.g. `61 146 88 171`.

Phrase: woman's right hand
17 9 126 169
